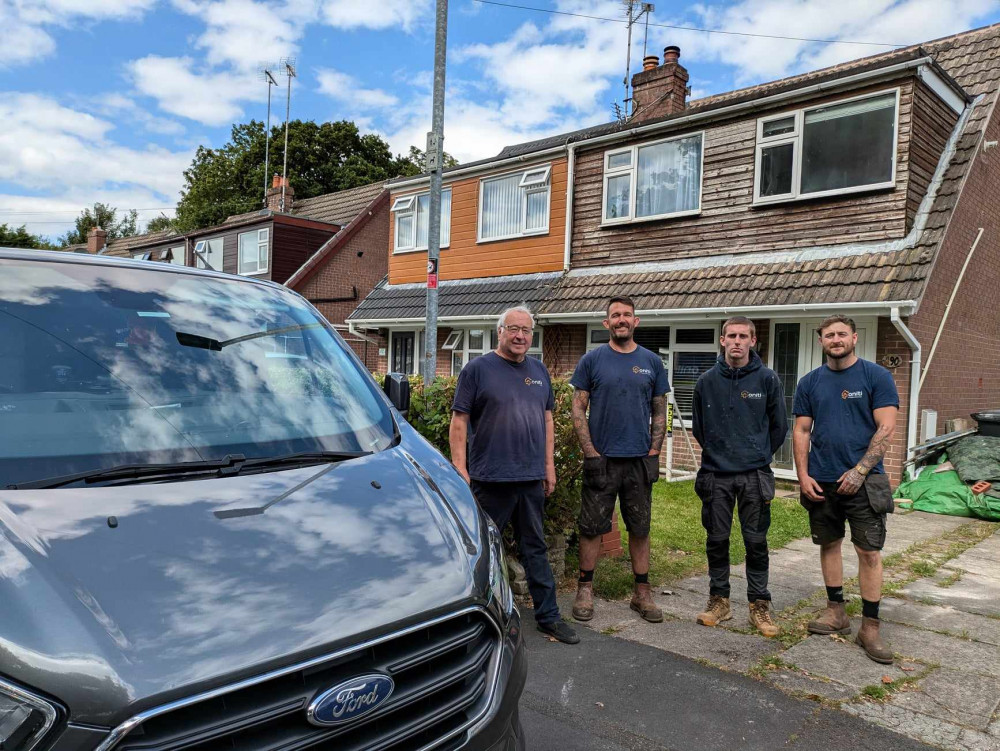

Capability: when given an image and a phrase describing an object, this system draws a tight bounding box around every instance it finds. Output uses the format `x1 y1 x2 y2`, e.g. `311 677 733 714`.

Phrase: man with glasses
570 295 669 623
450 306 579 645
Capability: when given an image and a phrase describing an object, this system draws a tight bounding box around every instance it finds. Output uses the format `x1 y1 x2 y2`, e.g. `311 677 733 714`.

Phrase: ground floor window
446 326 542 374
389 330 421 375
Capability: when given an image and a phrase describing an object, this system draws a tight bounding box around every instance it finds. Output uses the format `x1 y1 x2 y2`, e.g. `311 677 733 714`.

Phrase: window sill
600 209 701 229
475 230 549 245
392 245 451 255
239 269 269 277
751 182 895 208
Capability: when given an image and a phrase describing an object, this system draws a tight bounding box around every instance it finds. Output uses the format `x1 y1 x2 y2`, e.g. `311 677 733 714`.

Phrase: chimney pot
272 174 282 188
642 54 659 71
629 44 689 122
663 46 680 64
86 226 108 254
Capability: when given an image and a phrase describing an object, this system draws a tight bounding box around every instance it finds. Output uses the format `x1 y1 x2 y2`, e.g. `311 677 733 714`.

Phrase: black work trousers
694 468 775 602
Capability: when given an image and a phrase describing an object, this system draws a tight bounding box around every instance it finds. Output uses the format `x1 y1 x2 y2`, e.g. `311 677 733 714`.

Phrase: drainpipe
563 143 576 271
890 306 921 467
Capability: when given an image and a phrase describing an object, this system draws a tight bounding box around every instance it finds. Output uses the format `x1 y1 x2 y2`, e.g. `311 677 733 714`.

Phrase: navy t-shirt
792 358 899 482
570 345 671 457
452 352 554 482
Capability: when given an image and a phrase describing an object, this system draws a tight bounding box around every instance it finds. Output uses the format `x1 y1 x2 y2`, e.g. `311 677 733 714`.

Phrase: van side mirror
383 373 410 415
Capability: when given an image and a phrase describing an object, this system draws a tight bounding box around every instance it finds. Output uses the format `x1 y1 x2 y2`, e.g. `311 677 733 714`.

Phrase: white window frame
752 87 900 206
448 326 543 374
391 188 452 254
387 329 423 376
163 245 185 265
193 237 224 271
442 330 463 350
601 131 704 226
238 228 269 276
477 164 552 243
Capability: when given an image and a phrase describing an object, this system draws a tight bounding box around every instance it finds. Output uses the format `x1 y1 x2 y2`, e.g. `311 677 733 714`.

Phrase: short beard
611 328 633 345
825 346 854 360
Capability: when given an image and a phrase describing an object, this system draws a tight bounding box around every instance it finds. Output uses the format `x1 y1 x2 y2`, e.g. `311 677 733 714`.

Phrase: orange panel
388 157 568 284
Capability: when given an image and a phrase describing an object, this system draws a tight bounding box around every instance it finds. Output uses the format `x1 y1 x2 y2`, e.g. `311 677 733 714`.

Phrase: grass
936 569 964 588
909 559 938 577
568 480 812 599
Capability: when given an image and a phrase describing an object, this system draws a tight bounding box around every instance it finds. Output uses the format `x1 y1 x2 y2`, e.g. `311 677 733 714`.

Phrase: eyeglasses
502 325 534 336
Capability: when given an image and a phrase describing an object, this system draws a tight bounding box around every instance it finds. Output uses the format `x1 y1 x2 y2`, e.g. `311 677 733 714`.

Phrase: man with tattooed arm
793 315 899 663
569 296 669 623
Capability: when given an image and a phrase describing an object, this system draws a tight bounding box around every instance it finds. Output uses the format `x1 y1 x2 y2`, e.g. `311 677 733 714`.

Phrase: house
348 24 1000 485
91 177 389 369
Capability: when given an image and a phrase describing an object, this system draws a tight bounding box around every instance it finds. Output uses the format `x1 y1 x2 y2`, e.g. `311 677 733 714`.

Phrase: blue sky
2 0 999 241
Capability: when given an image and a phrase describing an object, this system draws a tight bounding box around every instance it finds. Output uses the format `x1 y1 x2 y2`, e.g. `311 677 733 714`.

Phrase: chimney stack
265 174 294 212
87 226 107 254
630 45 689 123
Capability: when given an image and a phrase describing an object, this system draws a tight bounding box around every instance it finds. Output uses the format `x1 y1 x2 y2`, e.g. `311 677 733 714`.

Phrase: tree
145 214 175 233
60 203 139 246
174 119 426 231
0 223 56 249
406 145 459 174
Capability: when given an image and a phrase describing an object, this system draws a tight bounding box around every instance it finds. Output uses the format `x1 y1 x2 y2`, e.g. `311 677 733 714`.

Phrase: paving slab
892 668 1000 731
942 548 1000 578
882 620 1000 676
900 573 1000 618
844 702 1000 751
780 635 909 690
879 597 1000 646
765 669 858 701
614 618 781 672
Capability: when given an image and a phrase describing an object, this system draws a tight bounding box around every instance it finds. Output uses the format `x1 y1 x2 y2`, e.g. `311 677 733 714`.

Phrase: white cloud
317 68 399 109
0 93 193 239
320 0 433 31
129 55 261 126
0 0 155 66
194 0 306 70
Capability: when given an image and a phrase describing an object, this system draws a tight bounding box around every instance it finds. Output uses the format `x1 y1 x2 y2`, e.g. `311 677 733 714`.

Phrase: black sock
634 572 649 584
862 598 880 619
826 586 845 603
579 569 594 583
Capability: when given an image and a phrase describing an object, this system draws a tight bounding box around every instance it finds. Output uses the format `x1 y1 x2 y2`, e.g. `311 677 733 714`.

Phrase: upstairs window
392 189 451 252
193 237 223 271
478 165 551 242
603 133 703 224
754 90 898 204
238 228 269 275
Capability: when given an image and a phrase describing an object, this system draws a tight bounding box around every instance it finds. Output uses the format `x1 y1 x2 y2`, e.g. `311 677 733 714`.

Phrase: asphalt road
518 614 936 751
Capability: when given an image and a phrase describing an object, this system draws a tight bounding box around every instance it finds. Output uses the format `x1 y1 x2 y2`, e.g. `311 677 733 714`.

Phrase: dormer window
754 89 899 204
392 189 451 253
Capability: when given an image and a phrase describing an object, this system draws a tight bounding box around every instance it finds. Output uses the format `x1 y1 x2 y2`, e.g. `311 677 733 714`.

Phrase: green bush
390 374 582 538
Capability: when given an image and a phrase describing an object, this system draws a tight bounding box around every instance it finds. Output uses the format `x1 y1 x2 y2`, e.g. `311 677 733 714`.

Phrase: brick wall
875 317 912 485
543 324 587 378
296 202 388 372
909 100 1000 443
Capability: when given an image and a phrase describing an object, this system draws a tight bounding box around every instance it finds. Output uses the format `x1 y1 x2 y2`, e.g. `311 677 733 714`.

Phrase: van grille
109 609 500 751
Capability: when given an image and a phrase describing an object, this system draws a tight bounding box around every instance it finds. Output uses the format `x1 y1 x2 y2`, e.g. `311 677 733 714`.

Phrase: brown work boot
696 595 732 627
749 600 779 638
572 582 594 622
856 617 894 664
807 600 852 635
630 582 663 623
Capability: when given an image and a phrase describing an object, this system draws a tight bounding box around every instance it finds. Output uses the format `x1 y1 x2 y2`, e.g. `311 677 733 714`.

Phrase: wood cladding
271 224 337 284
570 77 955 267
388 158 567 284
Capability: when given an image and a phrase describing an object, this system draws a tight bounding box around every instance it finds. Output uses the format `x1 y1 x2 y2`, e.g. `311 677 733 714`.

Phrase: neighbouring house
89 177 389 369
349 24 1000 486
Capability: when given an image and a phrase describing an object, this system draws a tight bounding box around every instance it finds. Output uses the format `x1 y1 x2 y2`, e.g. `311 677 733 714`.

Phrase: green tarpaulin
894 452 1000 522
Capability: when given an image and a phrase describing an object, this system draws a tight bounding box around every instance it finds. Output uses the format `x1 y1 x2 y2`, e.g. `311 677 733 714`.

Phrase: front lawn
564 480 811 599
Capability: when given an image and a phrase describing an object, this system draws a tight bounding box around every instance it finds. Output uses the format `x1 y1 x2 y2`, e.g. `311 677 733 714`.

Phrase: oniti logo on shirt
842 390 863 400
632 366 653 376
741 391 763 399
524 377 544 387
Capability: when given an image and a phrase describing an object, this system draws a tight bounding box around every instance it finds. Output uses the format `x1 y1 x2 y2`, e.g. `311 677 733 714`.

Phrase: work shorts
578 455 660 537
800 473 894 551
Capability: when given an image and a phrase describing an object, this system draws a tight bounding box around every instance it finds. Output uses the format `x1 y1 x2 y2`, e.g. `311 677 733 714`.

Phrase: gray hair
497 305 535 331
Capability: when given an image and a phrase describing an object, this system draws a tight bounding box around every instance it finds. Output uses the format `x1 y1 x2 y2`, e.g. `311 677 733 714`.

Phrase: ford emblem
307 674 395 727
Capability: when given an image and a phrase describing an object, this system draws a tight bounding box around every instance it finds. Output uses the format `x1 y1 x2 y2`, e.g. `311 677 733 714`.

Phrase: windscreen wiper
235 450 371 471
6 454 249 490
176 323 323 352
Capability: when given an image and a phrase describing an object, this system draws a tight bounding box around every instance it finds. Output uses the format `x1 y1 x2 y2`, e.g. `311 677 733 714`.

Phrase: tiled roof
349 273 563 321
292 181 389 225
105 229 182 254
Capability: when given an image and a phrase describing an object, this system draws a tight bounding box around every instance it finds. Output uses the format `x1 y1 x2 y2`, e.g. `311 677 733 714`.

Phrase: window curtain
635 135 702 218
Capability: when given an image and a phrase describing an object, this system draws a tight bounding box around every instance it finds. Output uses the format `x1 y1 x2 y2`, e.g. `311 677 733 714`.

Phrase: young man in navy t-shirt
450 306 578 645
570 296 670 624
793 314 898 664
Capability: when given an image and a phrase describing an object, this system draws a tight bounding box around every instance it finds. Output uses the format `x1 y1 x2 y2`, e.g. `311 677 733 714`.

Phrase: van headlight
0 678 57 751
486 520 514 619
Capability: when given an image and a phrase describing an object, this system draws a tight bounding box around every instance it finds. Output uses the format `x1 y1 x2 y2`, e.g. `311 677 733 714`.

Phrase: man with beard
570 296 669 623
450 305 579 644
793 315 898 663
692 317 786 637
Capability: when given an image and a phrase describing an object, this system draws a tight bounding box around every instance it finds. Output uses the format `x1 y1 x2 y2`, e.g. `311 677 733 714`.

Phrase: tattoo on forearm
650 395 667 453
572 389 598 457
859 422 894 471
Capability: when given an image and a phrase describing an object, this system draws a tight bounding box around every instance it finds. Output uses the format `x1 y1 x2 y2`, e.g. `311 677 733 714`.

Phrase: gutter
389 146 567 191
890 306 922 464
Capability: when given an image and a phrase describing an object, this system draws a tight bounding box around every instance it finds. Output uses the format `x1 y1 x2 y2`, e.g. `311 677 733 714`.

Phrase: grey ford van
0 249 525 751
